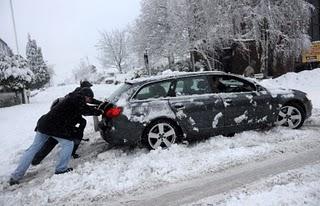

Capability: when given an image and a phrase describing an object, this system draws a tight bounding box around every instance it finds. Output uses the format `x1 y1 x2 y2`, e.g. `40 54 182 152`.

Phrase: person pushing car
9 87 103 185
31 81 103 166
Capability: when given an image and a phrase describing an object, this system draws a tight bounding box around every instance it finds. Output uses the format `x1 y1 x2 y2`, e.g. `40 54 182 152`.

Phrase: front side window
175 76 211 96
133 81 171 100
216 76 256 93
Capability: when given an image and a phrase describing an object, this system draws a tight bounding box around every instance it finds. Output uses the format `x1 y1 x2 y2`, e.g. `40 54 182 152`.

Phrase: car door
168 76 224 138
129 80 174 121
211 75 273 129
252 84 277 124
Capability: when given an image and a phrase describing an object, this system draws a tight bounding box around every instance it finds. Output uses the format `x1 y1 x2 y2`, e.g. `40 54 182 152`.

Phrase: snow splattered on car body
97 71 312 149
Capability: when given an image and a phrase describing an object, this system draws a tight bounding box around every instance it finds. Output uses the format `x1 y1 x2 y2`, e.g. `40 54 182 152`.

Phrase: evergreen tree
26 34 50 89
0 54 34 90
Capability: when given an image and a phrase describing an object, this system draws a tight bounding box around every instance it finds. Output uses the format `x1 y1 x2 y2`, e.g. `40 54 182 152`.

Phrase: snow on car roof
126 70 226 85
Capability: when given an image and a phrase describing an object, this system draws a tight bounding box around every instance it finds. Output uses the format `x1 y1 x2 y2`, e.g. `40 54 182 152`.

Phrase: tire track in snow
115 147 320 206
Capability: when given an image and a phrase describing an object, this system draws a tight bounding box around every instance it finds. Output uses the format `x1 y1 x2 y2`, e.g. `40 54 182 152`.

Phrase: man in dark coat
51 80 102 108
9 87 102 185
31 81 103 165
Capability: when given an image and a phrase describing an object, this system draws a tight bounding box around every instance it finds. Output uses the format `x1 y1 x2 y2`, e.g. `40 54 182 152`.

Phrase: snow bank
261 68 320 108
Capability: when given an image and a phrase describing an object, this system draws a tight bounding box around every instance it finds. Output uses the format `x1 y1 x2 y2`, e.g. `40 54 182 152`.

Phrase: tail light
105 107 123 118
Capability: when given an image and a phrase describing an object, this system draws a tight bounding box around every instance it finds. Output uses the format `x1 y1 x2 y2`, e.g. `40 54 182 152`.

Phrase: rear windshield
108 83 133 102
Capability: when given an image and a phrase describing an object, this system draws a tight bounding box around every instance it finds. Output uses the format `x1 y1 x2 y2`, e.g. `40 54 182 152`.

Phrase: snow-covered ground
188 163 320 206
0 69 320 205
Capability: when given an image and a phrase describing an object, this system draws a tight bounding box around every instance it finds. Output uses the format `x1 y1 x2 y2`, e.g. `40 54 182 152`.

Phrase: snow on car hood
258 81 295 98
265 87 295 98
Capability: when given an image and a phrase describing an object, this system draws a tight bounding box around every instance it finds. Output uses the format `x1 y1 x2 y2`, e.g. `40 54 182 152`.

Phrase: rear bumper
98 116 144 145
304 98 312 119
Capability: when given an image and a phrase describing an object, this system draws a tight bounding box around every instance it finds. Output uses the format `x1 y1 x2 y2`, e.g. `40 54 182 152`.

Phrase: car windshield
108 83 133 102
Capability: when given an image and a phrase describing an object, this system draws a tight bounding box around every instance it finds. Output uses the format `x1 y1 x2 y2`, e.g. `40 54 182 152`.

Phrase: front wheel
143 120 179 150
276 104 305 129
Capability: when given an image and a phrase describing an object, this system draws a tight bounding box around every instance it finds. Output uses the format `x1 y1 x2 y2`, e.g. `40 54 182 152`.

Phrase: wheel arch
142 117 184 141
283 99 306 116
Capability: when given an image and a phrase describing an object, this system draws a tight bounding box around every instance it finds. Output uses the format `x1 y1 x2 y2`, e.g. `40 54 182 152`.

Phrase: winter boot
55 168 73 175
9 178 19 186
72 153 80 159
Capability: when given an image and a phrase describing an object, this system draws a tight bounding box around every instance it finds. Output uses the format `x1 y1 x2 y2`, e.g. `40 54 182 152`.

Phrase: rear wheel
276 104 305 129
143 120 179 150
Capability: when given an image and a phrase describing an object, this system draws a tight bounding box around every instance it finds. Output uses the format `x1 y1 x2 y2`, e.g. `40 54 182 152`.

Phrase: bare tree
97 29 129 73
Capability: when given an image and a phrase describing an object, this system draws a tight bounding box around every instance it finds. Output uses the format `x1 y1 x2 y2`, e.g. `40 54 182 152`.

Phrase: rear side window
108 83 133 102
175 76 211 96
133 81 172 100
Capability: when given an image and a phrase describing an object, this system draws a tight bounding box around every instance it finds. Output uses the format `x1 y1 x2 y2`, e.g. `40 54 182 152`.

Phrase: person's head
79 87 94 103
212 78 220 87
80 80 93 88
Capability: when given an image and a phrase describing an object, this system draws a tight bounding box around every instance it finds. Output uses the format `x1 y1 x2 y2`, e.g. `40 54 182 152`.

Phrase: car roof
126 71 227 85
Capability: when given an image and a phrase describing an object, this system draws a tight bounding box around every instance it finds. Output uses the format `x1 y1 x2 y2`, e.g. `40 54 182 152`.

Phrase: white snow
176 109 187 119
212 112 223 128
260 68 320 108
234 111 248 124
0 69 320 205
188 163 320 206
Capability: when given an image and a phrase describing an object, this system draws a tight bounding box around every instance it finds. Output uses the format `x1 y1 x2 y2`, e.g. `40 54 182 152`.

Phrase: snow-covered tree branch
96 29 129 73
0 54 34 90
131 0 313 73
26 34 51 89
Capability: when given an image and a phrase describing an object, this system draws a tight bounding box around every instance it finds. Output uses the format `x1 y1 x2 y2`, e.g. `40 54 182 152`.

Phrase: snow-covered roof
127 71 226 85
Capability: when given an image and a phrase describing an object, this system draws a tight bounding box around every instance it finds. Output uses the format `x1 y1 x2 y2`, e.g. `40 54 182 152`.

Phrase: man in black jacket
31 81 103 165
9 87 102 185
51 80 102 108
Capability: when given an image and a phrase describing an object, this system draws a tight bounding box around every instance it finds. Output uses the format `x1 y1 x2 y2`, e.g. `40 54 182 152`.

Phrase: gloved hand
93 108 103 116
97 102 105 110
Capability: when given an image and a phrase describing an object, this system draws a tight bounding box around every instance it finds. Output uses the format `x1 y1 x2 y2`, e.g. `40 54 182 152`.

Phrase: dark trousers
31 118 86 165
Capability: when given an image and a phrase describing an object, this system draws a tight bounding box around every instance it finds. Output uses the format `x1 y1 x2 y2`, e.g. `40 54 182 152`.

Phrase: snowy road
110 146 320 206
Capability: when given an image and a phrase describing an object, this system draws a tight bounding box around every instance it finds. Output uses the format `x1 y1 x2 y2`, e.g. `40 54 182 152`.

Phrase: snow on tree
132 0 190 69
72 57 98 83
26 34 50 89
96 29 130 73
0 54 34 90
132 0 313 74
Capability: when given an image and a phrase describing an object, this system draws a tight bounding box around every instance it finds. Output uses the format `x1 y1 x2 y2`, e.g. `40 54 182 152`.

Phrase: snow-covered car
97 71 312 149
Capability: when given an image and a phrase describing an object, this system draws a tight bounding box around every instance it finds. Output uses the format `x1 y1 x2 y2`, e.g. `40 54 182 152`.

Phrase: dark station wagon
96 71 312 149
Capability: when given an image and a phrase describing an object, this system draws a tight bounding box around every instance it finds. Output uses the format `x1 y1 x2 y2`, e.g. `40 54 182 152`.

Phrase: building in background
223 0 320 77
308 0 320 41
298 0 320 71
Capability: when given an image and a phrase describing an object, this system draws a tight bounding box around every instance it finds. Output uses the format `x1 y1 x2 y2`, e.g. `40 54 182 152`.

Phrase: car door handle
173 104 185 109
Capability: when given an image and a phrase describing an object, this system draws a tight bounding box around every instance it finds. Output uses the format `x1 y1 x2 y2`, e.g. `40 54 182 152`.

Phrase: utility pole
10 0 20 54
144 49 150 76
10 0 28 104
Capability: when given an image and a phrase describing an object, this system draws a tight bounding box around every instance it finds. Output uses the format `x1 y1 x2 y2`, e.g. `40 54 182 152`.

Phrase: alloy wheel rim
276 106 302 128
148 123 176 149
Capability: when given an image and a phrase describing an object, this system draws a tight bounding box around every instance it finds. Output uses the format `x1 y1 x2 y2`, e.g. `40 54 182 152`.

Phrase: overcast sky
0 0 141 83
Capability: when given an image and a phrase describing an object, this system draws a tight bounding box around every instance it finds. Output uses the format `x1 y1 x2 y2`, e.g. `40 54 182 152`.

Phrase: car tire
143 119 180 150
276 103 305 129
